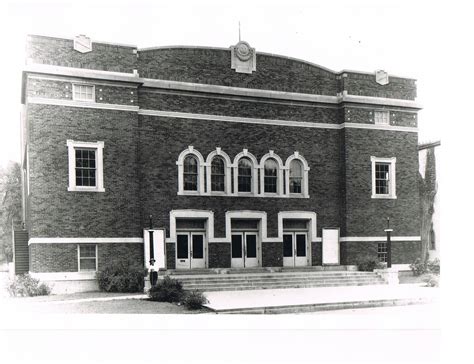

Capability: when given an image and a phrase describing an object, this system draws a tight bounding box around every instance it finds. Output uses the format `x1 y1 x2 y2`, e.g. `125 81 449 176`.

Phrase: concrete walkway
203 284 439 313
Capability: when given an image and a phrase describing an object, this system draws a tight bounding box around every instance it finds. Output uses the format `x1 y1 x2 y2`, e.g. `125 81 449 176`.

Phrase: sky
0 0 465 169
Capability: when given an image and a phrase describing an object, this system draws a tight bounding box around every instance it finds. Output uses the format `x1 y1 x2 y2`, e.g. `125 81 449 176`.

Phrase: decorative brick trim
28 97 139 112
339 236 421 242
28 237 143 245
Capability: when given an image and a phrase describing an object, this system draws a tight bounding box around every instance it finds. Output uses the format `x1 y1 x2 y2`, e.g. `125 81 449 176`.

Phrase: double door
231 232 259 268
283 232 308 267
176 232 205 269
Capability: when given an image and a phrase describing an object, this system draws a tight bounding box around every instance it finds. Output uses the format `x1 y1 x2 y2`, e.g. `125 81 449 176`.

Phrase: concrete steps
164 270 386 292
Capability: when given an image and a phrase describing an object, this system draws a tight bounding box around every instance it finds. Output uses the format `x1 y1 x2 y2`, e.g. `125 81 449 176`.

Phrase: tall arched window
238 158 253 192
289 160 303 194
211 157 225 192
183 155 198 191
264 158 278 193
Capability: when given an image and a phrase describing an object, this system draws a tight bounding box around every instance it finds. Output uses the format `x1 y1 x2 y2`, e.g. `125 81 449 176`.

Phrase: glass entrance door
283 232 308 267
176 232 205 269
231 232 259 268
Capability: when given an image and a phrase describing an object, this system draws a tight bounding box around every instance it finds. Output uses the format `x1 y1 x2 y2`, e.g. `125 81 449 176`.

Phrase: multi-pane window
374 110 389 125
75 149 96 187
79 245 97 271
183 155 198 191
67 140 104 192
238 158 252 192
264 158 278 193
211 157 225 192
73 84 95 102
289 160 303 194
375 162 390 195
377 242 387 262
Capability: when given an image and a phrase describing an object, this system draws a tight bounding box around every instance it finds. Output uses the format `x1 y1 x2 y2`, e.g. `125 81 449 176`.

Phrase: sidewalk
203 284 439 313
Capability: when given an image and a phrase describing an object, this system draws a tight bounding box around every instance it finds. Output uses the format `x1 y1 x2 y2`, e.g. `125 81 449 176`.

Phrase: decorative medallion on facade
73 34 92 53
375 70 389 85
231 41 256 74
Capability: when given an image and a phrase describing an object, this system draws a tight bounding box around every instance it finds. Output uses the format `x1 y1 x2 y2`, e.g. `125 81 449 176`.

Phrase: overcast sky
0 0 467 168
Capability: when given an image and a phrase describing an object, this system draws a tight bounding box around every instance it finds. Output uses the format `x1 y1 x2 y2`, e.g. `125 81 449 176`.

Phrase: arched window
238 158 253 192
183 155 198 191
264 158 278 193
211 157 225 192
289 160 303 194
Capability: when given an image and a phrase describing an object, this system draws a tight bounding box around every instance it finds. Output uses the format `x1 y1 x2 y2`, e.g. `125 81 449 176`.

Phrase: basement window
78 244 97 271
377 242 387 262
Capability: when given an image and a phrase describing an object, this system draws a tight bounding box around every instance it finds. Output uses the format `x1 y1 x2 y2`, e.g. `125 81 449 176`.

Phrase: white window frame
72 83 95 102
371 156 396 199
374 110 390 125
233 149 259 196
284 152 310 198
67 140 105 192
205 147 232 195
259 151 284 196
77 244 98 272
176 146 205 195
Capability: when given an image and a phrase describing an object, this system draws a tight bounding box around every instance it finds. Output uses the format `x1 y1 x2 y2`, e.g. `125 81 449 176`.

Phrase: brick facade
21 35 422 284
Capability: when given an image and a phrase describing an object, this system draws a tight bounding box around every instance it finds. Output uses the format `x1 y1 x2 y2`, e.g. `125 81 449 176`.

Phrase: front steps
164 268 387 292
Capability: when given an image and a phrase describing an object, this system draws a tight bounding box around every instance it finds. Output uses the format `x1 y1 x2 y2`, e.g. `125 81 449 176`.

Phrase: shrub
182 290 209 310
148 276 185 303
426 258 440 275
410 258 427 276
425 274 439 287
7 274 51 297
358 259 386 272
96 259 148 293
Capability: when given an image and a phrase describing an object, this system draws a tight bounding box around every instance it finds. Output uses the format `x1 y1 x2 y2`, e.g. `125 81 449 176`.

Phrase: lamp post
149 215 158 286
384 217 393 268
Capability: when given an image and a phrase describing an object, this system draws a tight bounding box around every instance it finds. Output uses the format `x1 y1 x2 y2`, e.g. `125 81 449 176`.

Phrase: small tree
0 162 22 262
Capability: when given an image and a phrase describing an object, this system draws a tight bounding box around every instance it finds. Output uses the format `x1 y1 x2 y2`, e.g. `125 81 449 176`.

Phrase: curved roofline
137 44 416 79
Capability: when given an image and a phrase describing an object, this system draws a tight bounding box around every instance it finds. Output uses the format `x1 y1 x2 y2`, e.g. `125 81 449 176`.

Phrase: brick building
19 35 422 292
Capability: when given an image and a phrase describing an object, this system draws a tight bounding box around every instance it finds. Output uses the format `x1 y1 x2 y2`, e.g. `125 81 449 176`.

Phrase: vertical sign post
148 215 158 286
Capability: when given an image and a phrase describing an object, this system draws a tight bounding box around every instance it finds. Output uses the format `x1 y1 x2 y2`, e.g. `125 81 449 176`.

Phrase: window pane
211 157 225 192
231 235 242 258
375 162 390 195
238 158 252 192
80 245 96 258
283 234 293 257
80 258 96 270
177 235 189 259
183 155 198 191
246 235 257 258
296 234 306 257
192 235 204 259
289 160 303 194
75 148 97 187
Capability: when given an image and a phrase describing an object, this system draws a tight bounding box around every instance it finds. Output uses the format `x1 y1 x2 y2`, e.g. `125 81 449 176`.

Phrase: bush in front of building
7 273 51 297
96 259 148 293
148 276 185 303
182 290 209 310
410 258 440 276
426 258 440 275
424 274 439 287
358 259 386 272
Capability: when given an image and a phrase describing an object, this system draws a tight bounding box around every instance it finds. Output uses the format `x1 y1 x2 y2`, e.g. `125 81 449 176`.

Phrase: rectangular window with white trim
72 84 95 102
67 140 105 192
78 244 97 271
377 242 387 262
371 156 396 199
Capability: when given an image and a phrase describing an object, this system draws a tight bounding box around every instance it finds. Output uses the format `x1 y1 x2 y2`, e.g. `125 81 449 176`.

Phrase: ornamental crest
375 70 389 85
73 34 92 53
231 41 256 74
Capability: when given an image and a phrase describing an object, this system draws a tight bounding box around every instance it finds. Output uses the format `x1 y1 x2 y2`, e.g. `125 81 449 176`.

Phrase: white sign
322 228 340 265
143 229 166 269
73 35 92 53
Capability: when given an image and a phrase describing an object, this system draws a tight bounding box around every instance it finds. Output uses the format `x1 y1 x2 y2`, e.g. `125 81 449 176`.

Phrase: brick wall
344 107 418 128
341 241 420 265
138 48 338 95
27 104 141 237
30 243 143 272
311 242 323 266
27 78 139 105
166 243 176 269
208 243 230 268
262 242 283 267
27 35 137 73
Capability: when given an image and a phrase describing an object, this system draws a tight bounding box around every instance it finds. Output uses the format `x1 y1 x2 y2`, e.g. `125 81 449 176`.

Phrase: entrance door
176 232 205 269
283 232 308 267
231 232 259 268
